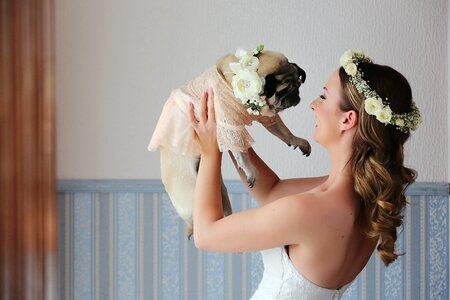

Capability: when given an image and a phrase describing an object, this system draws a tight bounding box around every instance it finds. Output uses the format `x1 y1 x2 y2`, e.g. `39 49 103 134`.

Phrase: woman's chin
312 133 319 144
312 132 325 147
312 128 319 142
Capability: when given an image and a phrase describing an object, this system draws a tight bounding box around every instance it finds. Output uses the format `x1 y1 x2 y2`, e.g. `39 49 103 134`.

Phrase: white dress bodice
250 247 353 300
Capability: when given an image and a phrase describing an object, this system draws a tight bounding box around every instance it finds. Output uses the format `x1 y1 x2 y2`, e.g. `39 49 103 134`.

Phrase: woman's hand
188 87 221 157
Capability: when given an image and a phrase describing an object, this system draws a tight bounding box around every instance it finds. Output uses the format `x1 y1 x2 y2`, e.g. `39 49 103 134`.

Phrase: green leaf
256 44 264 52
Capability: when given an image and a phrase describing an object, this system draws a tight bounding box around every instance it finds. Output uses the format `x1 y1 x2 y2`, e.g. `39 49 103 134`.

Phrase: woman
188 50 421 299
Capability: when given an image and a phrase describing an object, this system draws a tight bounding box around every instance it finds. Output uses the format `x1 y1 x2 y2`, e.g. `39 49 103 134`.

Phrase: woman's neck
321 140 354 191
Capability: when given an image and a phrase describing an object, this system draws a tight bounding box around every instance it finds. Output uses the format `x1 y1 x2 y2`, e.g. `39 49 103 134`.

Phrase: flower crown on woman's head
229 44 275 116
339 50 422 133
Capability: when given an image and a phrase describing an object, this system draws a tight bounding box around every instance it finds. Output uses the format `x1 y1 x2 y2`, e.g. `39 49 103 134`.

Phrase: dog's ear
290 63 306 84
262 74 278 98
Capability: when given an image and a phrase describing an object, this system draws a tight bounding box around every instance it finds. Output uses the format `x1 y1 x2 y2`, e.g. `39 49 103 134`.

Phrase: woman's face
310 69 347 147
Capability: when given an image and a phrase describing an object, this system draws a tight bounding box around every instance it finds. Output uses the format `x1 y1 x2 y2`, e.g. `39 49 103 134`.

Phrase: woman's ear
341 110 358 131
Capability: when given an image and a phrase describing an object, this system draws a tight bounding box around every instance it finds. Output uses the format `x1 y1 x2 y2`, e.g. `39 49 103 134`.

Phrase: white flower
354 51 371 63
364 97 383 115
339 50 354 66
376 106 392 123
344 63 357 76
231 69 264 102
395 118 405 127
230 46 266 116
412 114 422 130
229 62 242 74
235 48 253 59
239 55 259 71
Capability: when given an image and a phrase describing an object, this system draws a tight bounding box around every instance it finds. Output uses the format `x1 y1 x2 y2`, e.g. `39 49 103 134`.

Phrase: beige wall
56 0 448 181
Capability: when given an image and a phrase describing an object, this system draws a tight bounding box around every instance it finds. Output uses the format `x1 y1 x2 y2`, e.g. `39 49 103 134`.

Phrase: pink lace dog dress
148 66 281 156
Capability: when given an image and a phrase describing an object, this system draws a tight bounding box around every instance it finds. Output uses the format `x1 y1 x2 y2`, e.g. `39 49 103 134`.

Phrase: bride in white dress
187 50 420 299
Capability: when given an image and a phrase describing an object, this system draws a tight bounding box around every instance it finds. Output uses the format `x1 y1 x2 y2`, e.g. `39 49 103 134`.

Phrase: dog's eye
319 94 326 100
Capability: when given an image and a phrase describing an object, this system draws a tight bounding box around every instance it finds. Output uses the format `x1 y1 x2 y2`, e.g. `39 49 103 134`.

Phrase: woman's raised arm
229 147 328 206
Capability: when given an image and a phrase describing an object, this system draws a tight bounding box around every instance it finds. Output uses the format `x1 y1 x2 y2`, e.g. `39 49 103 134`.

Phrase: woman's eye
319 94 326 100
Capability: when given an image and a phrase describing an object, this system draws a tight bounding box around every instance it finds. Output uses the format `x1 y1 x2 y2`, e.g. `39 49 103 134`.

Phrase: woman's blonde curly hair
339 63 417 266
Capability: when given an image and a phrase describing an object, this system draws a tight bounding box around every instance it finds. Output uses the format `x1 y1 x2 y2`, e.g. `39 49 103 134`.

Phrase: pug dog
148 48 311 237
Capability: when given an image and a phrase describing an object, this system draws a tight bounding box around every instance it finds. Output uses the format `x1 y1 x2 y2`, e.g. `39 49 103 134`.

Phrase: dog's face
217 50 306 114
261 63 306 113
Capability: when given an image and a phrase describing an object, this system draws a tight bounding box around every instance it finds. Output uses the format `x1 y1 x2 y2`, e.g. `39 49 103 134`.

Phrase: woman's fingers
189 88 215 130
188 102 198 129
199 91 208 123
207 87 215 123
188 88 218 155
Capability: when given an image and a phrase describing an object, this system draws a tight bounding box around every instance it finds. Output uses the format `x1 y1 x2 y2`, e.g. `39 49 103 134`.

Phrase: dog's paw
247 176 256 188
185 226 193 240
289 137 311 156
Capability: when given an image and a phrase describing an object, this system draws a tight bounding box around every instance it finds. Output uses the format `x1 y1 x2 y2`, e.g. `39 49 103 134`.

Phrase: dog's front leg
262 119 311 156
231 151 257 188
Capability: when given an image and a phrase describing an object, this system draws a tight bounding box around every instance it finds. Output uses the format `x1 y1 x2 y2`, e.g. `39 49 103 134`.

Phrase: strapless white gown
250 247 353 300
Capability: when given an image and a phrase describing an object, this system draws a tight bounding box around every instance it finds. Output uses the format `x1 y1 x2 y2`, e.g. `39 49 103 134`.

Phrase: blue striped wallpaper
57 180 449 300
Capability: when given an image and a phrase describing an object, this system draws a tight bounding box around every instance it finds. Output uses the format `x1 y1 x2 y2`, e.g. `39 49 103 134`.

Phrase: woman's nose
310 99 317 110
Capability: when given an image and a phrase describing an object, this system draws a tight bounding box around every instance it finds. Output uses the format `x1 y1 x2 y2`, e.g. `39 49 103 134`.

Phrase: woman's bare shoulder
267 175 328 202
291 186 359 227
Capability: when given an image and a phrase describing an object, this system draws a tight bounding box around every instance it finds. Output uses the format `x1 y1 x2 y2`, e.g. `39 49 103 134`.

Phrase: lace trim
217 125 254 152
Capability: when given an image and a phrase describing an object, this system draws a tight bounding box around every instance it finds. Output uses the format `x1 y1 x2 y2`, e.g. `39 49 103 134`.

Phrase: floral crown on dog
229 44 273 116
339 50 421 132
